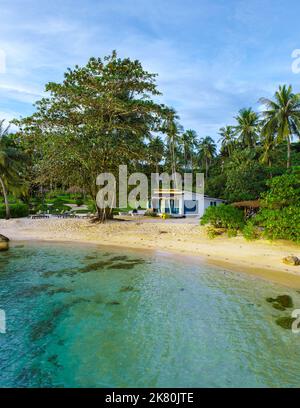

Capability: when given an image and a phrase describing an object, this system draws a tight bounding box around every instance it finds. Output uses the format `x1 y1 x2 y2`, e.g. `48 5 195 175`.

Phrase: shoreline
1 217 300 288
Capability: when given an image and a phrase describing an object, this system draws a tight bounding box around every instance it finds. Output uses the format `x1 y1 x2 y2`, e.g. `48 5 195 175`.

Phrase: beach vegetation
201 204 245 231
242 221 261 241
257 171 300 242
0 122 28 219
0 203 29 219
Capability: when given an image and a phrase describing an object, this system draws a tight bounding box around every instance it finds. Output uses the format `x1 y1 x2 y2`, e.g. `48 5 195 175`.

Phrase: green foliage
49 203 72 215
242 221 261 241
234 107 260 148
204 226 226 239
87 201 97 214
257 172 300 242
205 173 226 199
224 149 268 202
258 206 300 242
30 199 72 215
261 172 300 208
15 52 170 219
0 203 29 218
227 228 238 238
260 85 300 168
201 204 245 230
205 226 220 239
144 209 158 217
75 198 84 207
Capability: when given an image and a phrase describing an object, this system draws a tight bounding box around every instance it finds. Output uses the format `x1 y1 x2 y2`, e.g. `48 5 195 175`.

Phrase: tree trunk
0 176 10 220
287 136 291 168
96 206 114 222
268 159 273 178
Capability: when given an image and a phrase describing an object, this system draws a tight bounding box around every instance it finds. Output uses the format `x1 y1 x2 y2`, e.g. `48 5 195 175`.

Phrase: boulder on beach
0 234 9 251
282 256 300 266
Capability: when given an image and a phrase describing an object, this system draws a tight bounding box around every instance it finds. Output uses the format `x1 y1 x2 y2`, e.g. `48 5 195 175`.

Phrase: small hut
231 200 261 218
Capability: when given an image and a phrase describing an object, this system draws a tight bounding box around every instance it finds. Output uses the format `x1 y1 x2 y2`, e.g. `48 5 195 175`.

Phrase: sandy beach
1 217 300 288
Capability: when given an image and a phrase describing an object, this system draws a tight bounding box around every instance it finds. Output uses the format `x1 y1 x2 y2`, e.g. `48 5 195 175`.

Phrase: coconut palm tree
147 136 165 173
259 131 275 168
234 108 259 148
218 126 236 157
259 85 300 168
0 121 27 219
181 129 198 171
197 136 216 179
163 109 182 182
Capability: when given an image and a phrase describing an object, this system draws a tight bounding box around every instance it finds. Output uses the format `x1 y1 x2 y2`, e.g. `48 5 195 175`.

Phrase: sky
1 0 300 142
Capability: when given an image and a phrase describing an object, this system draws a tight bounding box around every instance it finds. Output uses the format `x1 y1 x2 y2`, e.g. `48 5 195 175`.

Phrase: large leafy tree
224 149 268 202
234 108 259 148
257 170 300 242
15 52 170 219
0 121 28 219
259 84 300 168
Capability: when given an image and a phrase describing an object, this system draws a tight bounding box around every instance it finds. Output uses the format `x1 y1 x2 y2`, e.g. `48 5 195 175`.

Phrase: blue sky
1 0 300 142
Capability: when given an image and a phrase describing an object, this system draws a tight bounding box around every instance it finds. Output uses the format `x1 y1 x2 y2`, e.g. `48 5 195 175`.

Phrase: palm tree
163 109 182 184
234 108 259 148
259 131 275 168
259 84 300 168
147 136 165 173
0 121 27 219
197 136 216 179
218 126 236 157
181 129 198 171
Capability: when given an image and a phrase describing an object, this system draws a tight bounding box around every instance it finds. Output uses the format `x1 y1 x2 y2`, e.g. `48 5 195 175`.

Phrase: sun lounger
30 214 50 219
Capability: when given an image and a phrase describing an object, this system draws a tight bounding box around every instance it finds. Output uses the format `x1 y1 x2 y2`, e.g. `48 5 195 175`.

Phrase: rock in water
265 294 294 309
276 295 294 308
0 234 9 251
282 256 300 266
275 316 296 330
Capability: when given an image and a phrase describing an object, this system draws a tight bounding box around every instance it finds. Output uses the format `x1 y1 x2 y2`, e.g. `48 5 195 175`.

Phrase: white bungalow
148 189 225 218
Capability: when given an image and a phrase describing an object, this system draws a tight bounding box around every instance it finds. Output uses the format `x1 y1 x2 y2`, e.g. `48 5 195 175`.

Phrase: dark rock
266 294 294 309
275 316 296 330
120 286 135 292
272 303 286 311
276 295 294 308
282 256 300 266
0 234 9 251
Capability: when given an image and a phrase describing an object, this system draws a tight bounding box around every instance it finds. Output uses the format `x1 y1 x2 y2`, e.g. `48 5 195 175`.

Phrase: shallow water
0 242 300 387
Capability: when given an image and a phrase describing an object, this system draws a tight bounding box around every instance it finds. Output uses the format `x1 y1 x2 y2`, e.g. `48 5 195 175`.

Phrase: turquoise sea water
0 242 300 388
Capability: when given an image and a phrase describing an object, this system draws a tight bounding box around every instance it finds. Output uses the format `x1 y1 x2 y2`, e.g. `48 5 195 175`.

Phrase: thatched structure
231 200 261 217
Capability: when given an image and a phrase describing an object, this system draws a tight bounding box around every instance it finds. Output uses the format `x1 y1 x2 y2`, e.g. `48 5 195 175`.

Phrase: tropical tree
181 129 198 171
0 120 10 139
259 85 300 168
224 149 267 202
218 126 236 157
197 136 216 179
259 131 275 168
15 52 170 220
0 122 27 219
147 136 165 173
163 109 183 179
234 108 259 148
